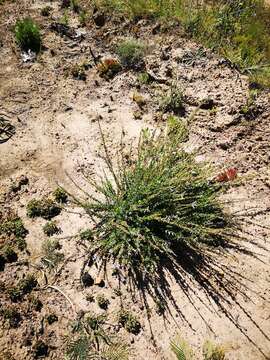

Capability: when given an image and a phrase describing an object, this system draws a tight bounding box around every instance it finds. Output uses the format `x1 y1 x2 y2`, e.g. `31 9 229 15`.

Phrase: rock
81 272 94 287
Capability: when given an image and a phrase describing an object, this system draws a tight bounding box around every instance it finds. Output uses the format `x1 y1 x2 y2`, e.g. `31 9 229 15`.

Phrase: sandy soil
0 1 269 359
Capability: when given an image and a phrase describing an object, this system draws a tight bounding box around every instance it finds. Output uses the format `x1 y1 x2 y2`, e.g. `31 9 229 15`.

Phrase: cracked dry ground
0 2 270 360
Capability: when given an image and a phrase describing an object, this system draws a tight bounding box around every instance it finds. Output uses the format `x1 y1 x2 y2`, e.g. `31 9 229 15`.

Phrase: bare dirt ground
0 1 270 359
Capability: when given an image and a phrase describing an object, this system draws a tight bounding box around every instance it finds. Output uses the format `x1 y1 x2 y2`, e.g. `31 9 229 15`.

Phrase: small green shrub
53 187 68 203
79 10 88 26
0 215 27 254
27 198 61 219
8 286 23 302
60 10 69 25
43 221 61 237
8 274 37 302
160 85 185 114
1 306 21 328
80 229 93 241
46 313 58 324
116 38 145 69
71 0 80 12
96 294 109 310
2 245 17 263
171 336 194 360
118 309 141 334
19 274 38 294
137 71 150 85
14 18 41 53
29 295 43 311
0 217 28 239
171 336 226 360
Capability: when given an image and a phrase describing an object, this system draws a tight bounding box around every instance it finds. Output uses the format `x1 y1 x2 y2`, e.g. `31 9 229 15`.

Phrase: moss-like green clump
27 198 61 219
43 221 61 237
118 309 141 334
96 294 109 310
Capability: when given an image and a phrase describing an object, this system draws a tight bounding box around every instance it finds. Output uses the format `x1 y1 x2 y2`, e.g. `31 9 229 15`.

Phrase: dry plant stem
46 285 76 312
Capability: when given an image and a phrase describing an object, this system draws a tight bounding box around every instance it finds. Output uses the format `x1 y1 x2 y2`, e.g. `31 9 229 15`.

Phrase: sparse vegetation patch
96 0 270 87
65 313 129 359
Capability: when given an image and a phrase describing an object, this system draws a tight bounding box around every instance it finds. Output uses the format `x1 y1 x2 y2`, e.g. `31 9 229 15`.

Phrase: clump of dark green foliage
53 187 68 203
65 313 128 359
0 216 28 251
0 217 28 239
116 38 145 69
96 294 109 310
1 306 21 328
118 309 141 334
43 221 61 237
14 18 41 53
2 245 18 263
27 198 61 219
71 64 87 81
0 214 28 268
46 313 58 324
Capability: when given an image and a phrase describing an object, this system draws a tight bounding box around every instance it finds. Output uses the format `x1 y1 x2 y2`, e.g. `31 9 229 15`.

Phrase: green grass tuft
116 38 145 69
75 122 233 281
14 17 41 53
27 198 61 219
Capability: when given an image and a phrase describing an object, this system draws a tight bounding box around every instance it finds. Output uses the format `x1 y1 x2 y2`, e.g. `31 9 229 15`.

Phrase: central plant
78 120 232 279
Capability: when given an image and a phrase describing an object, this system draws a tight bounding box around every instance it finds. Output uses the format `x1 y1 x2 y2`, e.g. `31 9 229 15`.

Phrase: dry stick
89 46 99 65
46 285 76 312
